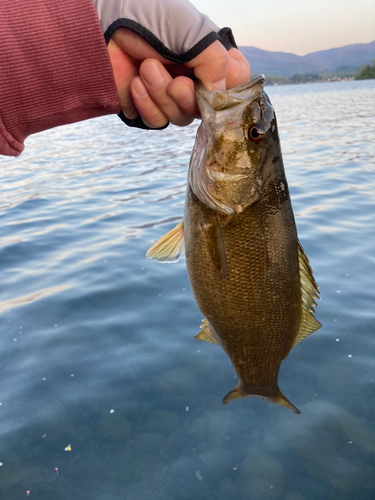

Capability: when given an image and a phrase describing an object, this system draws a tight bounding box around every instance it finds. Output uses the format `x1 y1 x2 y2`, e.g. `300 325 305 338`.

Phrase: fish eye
248 125 265 143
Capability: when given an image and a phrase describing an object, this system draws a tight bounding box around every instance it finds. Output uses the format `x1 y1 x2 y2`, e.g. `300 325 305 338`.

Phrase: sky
190 0 375 55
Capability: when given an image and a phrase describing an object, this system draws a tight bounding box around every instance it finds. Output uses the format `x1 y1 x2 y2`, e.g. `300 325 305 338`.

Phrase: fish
146 75 321 414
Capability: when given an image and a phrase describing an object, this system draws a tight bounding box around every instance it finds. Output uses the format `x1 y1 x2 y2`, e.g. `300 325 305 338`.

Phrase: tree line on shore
263 60 375 86
354 61 375 80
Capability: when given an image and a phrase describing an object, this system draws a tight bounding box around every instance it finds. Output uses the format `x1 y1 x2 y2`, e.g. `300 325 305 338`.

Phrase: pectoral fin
146 222 185 263
293 241 322 347
203 215 227 279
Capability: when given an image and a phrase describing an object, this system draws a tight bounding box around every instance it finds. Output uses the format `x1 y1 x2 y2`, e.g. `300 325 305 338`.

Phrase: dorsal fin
293 241 321 347
195 319 218 344
146 222 185 263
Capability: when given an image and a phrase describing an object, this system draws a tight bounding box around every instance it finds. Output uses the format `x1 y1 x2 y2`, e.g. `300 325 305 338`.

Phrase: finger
130 77 168 129
139 59 194 127
226 48 251 89
107 39 139 119
167 77 200 119
186 40 229 91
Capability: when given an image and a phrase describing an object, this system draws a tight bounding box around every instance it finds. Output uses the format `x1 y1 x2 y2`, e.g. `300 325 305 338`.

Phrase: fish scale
185 185 301 395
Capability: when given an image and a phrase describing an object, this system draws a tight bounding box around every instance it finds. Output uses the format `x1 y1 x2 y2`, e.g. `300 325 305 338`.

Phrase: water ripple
0 79 374 499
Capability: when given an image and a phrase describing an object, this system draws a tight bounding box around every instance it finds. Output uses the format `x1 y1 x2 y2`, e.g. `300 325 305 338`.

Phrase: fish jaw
222 383 301 414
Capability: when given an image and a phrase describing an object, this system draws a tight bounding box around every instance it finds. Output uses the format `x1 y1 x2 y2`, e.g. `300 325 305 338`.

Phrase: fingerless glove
93 0 236 129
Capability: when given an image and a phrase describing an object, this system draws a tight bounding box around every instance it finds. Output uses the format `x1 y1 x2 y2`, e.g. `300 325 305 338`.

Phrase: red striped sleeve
0 0 120 156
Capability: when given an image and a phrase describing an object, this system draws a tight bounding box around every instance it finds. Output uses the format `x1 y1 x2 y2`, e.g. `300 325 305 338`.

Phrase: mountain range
239 40 375 76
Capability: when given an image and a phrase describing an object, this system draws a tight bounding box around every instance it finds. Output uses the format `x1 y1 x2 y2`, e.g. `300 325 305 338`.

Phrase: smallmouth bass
147 76 321 414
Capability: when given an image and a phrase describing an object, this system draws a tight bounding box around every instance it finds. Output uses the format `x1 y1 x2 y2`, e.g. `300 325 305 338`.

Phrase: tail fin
222 384 301 414
266 387 301 414
222 384 246 404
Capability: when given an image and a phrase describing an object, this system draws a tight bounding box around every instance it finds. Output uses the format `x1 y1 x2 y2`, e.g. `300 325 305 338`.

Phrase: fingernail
141 61 164 89
133 77 149 98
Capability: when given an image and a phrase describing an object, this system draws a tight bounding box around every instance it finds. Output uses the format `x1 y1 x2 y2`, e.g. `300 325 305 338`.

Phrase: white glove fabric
93 0 236 61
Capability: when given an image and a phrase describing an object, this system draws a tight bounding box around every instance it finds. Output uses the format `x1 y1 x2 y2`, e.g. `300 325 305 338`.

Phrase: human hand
94 0 250 129
108 29 250 128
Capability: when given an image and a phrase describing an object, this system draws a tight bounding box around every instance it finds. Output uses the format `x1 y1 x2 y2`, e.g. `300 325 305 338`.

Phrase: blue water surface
0 79 374 499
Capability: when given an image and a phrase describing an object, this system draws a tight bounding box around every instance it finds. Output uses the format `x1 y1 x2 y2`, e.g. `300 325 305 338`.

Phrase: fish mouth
195 75 266 113
196 74 265 96
224 74 266 94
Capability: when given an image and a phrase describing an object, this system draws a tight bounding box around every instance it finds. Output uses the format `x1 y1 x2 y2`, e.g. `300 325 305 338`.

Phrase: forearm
0 0 120 157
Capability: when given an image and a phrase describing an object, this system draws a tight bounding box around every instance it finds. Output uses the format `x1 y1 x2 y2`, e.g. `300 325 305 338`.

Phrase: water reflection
0 285 71 313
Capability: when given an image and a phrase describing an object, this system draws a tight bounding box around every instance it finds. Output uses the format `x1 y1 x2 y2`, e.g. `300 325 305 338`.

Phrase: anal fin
195 319 218 344
146 221 184 263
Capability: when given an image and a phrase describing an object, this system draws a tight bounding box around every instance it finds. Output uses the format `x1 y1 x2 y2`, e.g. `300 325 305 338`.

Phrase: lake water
0 79 374 499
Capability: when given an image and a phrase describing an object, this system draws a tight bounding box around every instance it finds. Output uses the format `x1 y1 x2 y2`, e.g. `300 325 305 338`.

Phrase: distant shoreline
262 72 359 86
264 75 355 86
